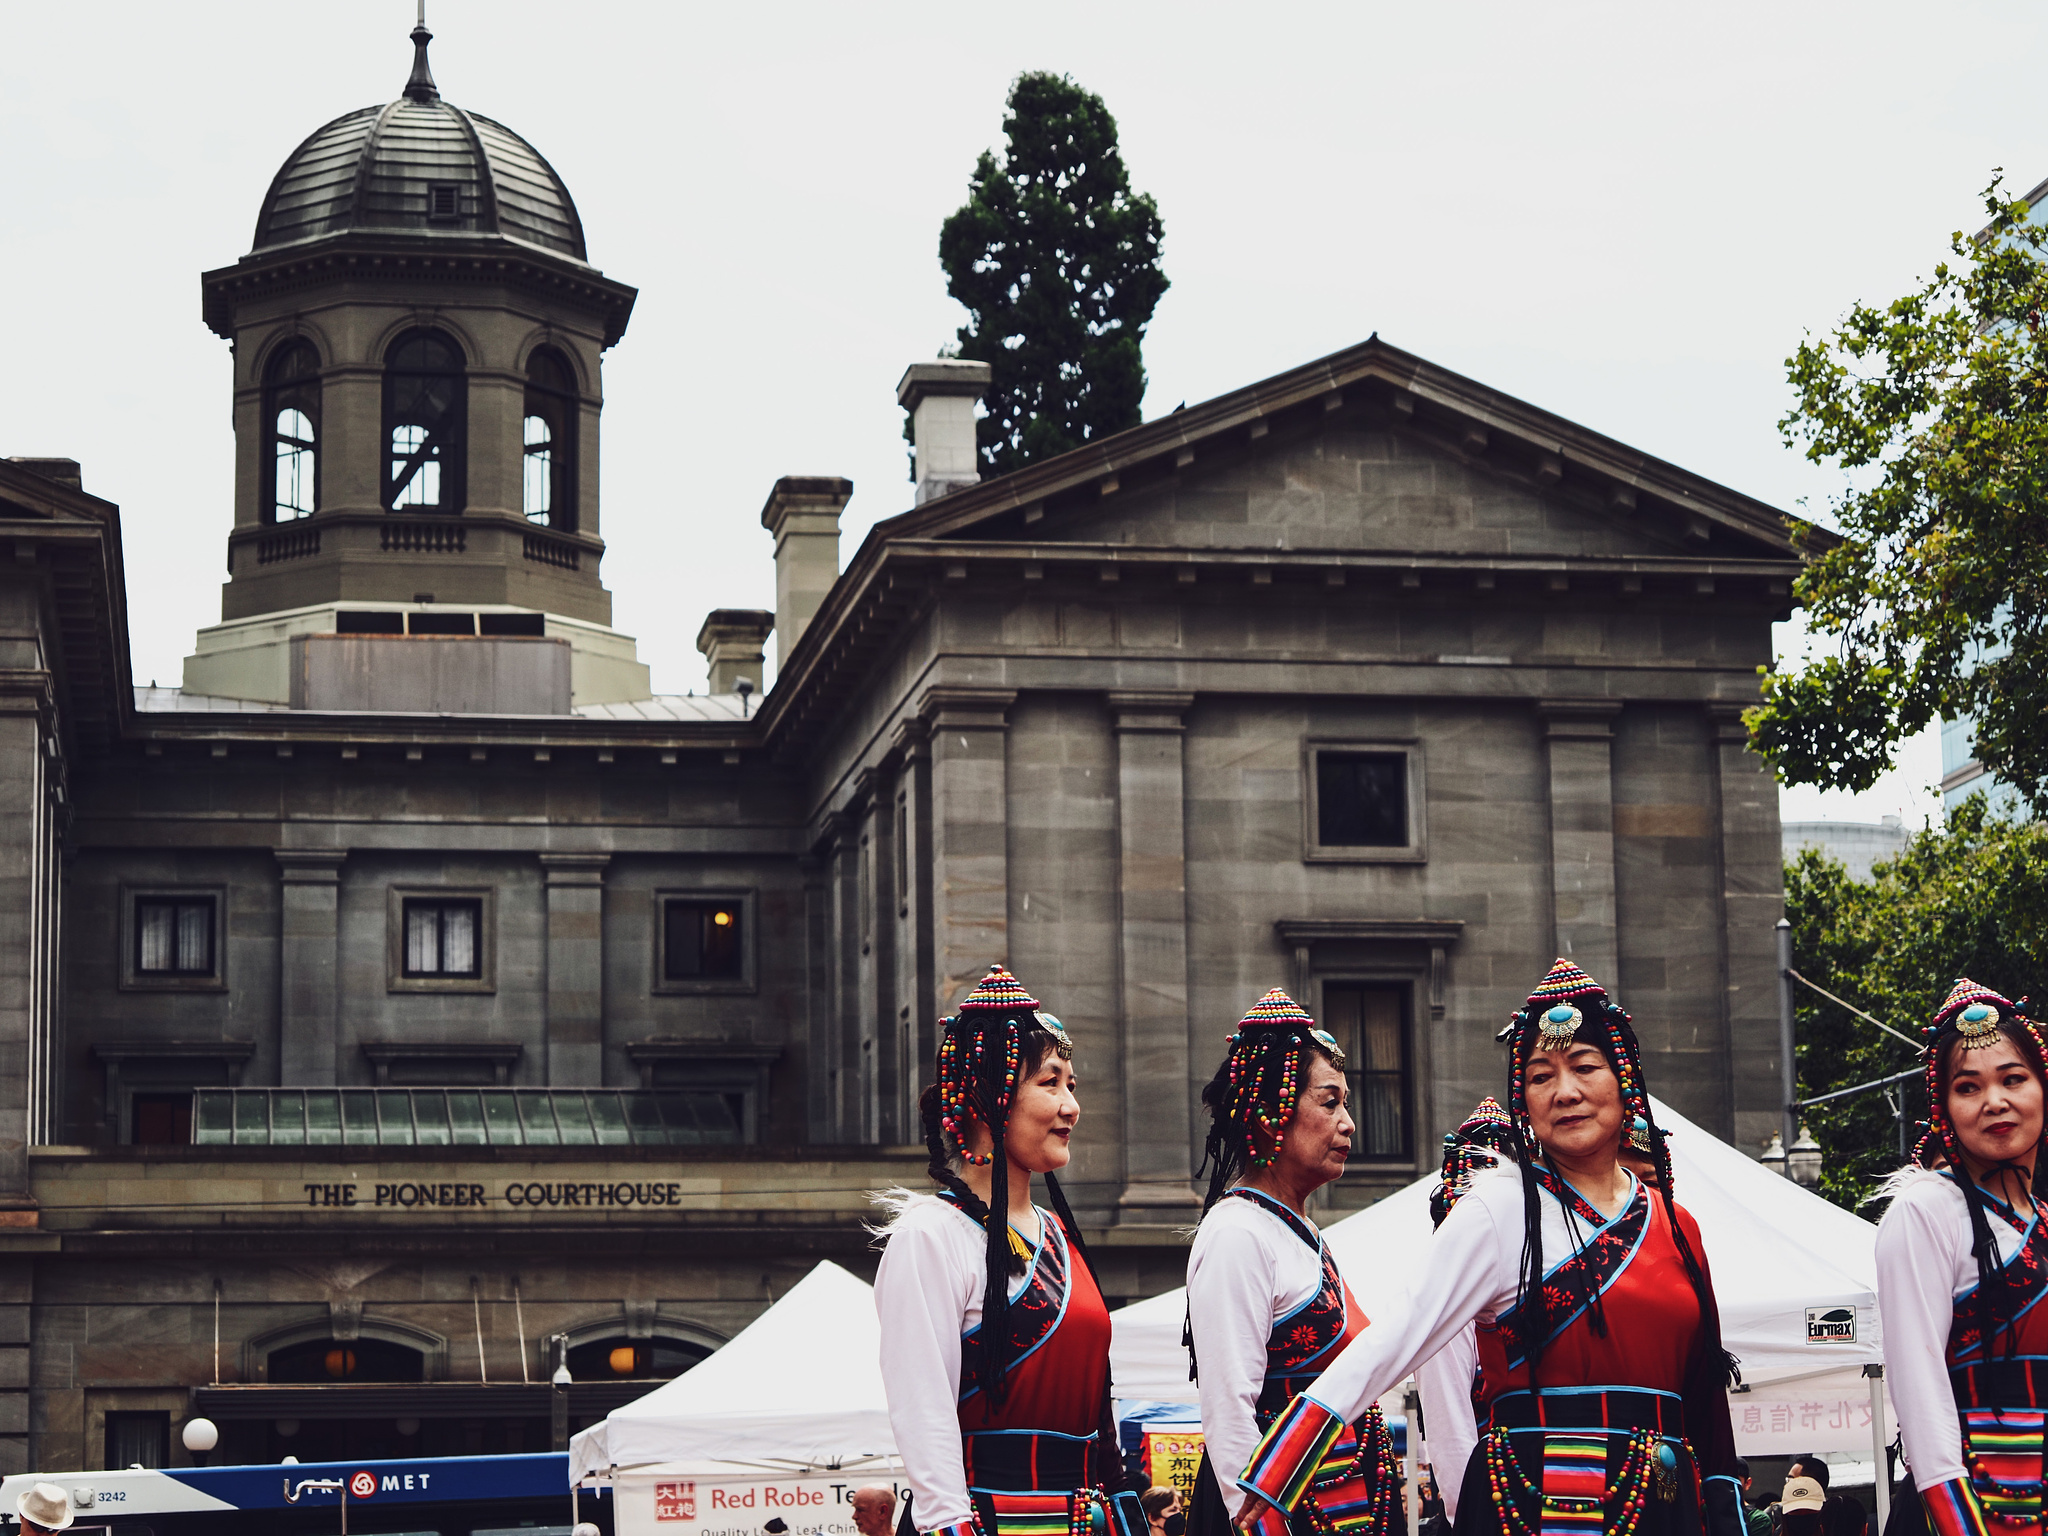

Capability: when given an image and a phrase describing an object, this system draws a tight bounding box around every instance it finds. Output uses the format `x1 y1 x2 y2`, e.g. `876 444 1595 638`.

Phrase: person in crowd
1875 980 2048 1536
1415 1097 1521 1523
1786 1459 1830 1495
851 1485 898 1536
1779 1476 1825 1536
1732 1459 1771 1536
1821 1492 1867 1536
874 966 1139 1536
1143 1486 1186 1536
1234 959 1744 1536
1183 991 1399 1536
15 1483 73 1536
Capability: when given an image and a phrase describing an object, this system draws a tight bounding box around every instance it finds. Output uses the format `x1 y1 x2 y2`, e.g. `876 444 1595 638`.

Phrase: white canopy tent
1109 1097 1892 1489
569 1259 898 1484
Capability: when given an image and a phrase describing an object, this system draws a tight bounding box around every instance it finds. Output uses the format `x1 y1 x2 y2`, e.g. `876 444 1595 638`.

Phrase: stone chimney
897 361 992 506
759 476 853 673
696 609 775 696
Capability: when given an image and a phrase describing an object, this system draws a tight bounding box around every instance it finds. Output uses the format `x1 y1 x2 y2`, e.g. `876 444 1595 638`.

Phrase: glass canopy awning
191 1088 742 1146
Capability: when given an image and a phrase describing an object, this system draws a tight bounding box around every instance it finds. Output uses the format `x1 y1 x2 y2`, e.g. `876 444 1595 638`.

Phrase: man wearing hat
1778 1475 1826 1536
17 1482 75 1535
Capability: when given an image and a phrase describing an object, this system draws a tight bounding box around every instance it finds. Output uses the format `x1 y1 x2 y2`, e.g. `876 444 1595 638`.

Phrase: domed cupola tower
188 14 648 706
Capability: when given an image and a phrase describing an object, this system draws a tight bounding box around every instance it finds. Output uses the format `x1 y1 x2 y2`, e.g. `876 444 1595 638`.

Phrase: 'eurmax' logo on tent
657 1482 698 1521
1806 1306 1856 1343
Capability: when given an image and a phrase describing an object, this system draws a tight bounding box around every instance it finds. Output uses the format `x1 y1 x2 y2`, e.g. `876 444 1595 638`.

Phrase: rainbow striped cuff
1239 1392 1346 1514
1921 1477 1991 1536
921 1520 983 1536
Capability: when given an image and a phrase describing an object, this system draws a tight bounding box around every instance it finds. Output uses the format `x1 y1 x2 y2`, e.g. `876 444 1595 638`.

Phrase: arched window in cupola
264 340 322 522
522 347 577 530
382 329 467 513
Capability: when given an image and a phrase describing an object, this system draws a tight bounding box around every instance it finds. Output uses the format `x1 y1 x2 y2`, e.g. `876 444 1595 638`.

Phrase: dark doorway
131 1093 193 1146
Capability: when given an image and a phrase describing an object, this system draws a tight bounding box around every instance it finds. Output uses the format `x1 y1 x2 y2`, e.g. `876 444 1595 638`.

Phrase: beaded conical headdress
1499 959 1659 1183
1919 977 2047 1158
1212 991 1343 1171
936 964 1066 1166
1432 1096 1520 1225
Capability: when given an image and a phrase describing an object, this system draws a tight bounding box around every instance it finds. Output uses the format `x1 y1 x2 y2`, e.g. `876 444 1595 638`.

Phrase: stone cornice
201 235 638 348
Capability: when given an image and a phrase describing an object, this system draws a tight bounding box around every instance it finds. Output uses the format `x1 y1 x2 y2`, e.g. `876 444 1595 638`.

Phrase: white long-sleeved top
874 1192 1045 1535
1303 1165 1638 1423
1874 1169 2031 1492
1186 1193 1328 1517
1416 1325 1478 1521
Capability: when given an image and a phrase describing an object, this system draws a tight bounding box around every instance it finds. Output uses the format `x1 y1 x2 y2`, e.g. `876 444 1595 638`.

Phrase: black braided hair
1501 963 1728 1392
915 966 1072 1409
1184 989 1345 1378
1920 980 2048 1365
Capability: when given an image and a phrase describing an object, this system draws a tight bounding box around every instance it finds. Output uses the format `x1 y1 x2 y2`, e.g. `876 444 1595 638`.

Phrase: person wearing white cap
17 1481 76 1535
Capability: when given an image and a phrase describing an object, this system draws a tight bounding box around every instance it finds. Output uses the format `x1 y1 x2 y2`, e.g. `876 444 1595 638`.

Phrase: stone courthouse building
0 18 1807 1480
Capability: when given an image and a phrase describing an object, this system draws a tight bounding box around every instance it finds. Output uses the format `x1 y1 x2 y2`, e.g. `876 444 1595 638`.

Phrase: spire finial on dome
403 1 439 103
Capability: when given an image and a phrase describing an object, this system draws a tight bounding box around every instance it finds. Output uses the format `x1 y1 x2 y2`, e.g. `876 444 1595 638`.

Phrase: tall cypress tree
938 72 1168 476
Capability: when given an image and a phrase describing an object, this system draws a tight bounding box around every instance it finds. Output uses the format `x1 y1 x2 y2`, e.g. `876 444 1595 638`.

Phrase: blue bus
0 1453 604 1536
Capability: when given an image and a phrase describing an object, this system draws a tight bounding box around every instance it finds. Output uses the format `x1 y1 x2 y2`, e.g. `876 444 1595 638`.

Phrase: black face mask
1164 1515 1186 1536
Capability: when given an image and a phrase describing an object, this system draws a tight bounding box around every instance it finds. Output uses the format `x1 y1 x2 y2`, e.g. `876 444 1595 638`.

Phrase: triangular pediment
872 336 1816 565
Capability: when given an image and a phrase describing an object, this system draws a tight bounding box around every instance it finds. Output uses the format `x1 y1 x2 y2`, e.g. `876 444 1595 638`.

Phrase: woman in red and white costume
1184 990 1399 1536
1233 960 1743 1536
1415 1098 1522 1524
1875 979 2048 1536
875 965 1140 1536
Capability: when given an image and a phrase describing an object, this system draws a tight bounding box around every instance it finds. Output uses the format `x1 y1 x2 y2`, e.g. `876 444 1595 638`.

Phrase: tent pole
1866 1365 1889 1531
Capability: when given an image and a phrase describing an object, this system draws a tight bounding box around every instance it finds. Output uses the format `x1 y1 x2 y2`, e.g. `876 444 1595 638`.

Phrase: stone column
1710 704 1787 1149
1110 692 1200 1220
892 718 938 1096
1538 702 1622 986
541 855 609 1086
276 850 347 1086
918 688 1015 1014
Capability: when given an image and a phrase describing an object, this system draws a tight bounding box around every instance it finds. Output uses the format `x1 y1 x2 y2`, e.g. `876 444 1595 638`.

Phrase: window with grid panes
401 898 482 978
1321 984 1412 1160
135 895 216 977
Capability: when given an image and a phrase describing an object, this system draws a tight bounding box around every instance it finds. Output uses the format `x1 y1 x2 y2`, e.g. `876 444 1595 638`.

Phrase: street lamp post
1777 919 1798 1161
1760 1133 1788 1179
1787 1124 1824 1189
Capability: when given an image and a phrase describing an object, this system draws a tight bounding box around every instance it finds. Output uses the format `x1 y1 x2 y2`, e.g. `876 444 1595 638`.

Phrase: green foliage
1750 176 2048 813
1787 797 2048 1210
937 72 1168 475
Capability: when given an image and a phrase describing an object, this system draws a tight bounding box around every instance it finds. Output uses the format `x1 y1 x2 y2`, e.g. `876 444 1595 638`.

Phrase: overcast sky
4 1 2031 828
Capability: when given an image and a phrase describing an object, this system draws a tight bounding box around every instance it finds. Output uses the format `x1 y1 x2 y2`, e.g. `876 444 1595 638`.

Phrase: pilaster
275 850 347 1086
918 688 1016 1015
1538 702 1622 986
1710 704 1786 1148
540 854 609 1086
1109 692 1200 1219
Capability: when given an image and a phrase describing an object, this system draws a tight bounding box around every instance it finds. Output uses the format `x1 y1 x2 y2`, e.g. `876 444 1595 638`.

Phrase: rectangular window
132 1092 194 1147
105 1410 169 1470
663 899 743 981
1304 742 1425 863
1322 984 1411 1161
1316 752 1408 846
135 896 216 977
402 899 482 978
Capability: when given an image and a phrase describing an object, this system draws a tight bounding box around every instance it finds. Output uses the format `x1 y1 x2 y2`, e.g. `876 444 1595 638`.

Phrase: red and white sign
656 1482 698 1521
348 1471 378 1499
619 1471 900 1536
